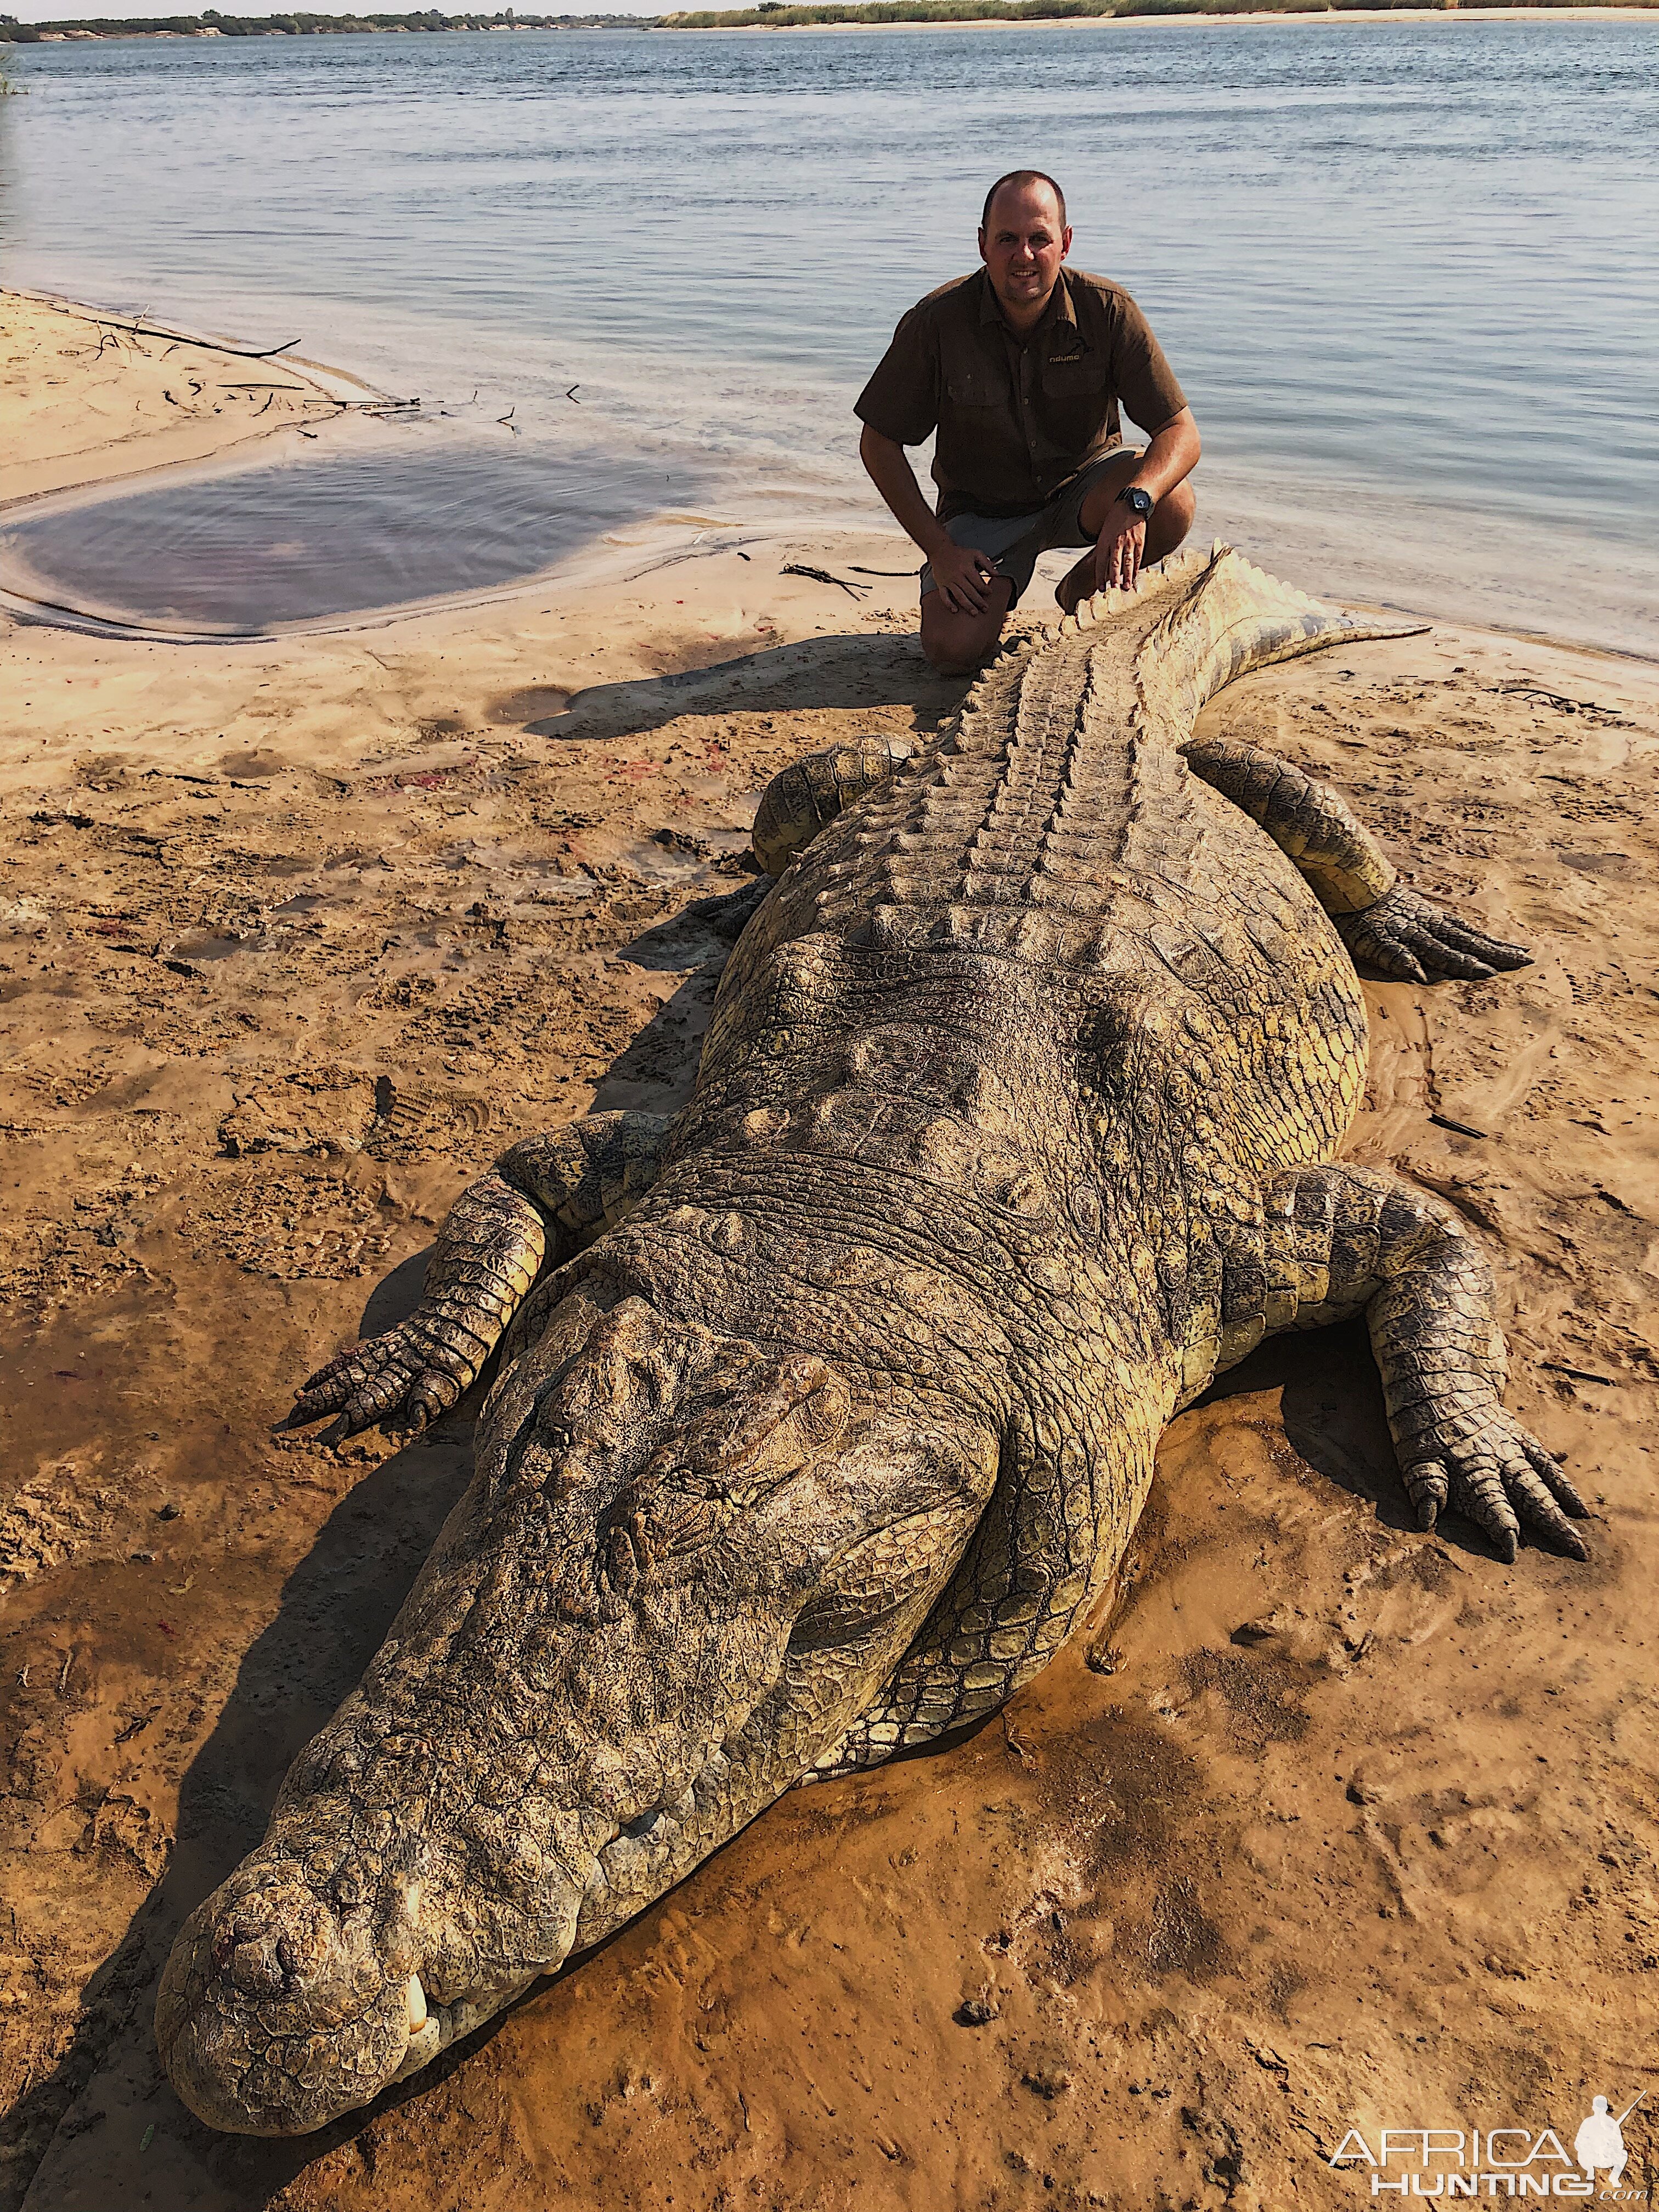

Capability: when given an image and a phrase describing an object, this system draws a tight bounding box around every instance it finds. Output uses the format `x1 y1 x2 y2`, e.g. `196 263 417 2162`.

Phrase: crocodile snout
157 1861 415 2136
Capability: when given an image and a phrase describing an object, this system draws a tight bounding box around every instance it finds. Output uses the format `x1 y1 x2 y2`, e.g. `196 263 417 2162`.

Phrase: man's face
978 183 1071 320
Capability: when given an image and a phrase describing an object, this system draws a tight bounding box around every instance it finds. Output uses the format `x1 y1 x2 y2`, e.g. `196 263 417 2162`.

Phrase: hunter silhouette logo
1328 2091 1647 2196
1574 2095 1644 2192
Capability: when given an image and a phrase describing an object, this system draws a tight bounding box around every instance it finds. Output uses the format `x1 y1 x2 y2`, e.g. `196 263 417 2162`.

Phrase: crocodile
156 545 1588 2136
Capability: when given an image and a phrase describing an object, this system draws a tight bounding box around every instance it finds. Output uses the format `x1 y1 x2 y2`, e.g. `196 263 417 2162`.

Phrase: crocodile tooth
407 1974 427 2034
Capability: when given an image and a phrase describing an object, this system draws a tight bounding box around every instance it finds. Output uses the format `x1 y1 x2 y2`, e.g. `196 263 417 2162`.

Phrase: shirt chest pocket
1042 353 1107 399
944 363 1011 409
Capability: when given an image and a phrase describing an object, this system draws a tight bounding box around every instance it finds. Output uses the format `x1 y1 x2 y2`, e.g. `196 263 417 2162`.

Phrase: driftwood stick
781 562 870 600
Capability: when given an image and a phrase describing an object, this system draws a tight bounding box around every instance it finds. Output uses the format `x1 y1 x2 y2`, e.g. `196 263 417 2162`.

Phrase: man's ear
977 226 989 264
1060 224 1073 260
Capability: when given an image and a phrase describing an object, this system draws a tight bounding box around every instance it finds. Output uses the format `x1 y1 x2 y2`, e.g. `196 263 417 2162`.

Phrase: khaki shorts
919 452 1135 608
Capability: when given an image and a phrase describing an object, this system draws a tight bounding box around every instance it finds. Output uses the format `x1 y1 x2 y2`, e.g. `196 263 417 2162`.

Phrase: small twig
782 562 870 600
566 385 580 403
850 565 922 577
1429 1112 1489 1141
735 550 751 561
216 381 305 391
138 325 302 359
1540 1360 1616 1387
498 405 519 436
1493 683 1617 718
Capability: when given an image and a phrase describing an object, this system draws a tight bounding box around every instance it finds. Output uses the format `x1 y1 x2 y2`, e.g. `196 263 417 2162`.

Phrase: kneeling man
857 169 1200 672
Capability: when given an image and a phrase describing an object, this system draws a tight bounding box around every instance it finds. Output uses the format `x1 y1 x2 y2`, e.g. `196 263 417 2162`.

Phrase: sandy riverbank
0 292 391 512
1 298 1657 2212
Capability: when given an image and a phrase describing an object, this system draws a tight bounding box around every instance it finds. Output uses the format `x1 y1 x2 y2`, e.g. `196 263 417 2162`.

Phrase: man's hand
1094 503 1147 592
929 539 998 615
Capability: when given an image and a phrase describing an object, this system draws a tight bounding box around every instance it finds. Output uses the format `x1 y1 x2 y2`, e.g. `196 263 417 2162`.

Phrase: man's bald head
980 170 1066 233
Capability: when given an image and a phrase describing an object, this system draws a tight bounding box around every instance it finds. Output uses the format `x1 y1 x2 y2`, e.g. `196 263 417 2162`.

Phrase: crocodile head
157 1289 996 2134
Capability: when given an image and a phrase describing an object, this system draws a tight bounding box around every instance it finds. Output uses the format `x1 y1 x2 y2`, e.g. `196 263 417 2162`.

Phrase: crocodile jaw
156 1861 428 2136
155 1836 601 2135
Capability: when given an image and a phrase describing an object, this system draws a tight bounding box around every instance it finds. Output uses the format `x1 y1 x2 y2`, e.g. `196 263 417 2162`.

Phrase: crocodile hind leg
751 736 915 877
1220 1162 1589 1561
1181 733 1532 983
286 1111 671 1442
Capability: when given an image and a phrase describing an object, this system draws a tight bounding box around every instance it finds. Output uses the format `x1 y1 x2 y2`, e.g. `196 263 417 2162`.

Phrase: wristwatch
1116 484 1154 520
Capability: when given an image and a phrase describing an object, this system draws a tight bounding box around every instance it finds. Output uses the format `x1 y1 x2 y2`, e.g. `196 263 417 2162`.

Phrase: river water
1 19 1655 646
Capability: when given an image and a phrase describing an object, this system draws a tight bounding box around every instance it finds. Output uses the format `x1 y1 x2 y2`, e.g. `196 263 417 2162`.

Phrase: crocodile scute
156 545 1587 2135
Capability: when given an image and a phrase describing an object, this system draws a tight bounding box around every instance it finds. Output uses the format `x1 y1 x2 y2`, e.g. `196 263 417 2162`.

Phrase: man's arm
1091 406 1201 591
859 424 1001 617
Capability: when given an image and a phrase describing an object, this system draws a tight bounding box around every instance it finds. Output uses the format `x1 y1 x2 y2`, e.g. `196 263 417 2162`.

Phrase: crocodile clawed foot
283 1320 473 1445
1337 884 1532 985
1402 1407 1590 1564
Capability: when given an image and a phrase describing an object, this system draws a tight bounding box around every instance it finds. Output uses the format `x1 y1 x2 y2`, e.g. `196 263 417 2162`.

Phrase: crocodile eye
710 1358 850 1484
603 1483 730 1570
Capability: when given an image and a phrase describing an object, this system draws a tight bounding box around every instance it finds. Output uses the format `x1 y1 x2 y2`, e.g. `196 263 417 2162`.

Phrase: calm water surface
1 23 1655 644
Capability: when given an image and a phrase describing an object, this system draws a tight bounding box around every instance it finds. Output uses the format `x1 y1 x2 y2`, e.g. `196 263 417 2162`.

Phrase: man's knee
1147 475 1196 559
920 580 1012 673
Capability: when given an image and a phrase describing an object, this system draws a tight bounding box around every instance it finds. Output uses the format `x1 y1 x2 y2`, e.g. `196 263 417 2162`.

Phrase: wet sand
0 293 386 514
2 298 1657 2212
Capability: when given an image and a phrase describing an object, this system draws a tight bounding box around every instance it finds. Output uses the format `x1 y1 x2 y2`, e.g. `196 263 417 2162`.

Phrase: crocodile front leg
287 1111 671 1441
1224 1163 1589 1561
1182 734 1532 981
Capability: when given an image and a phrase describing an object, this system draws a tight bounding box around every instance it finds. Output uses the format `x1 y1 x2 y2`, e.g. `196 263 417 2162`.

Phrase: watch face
1129 488 1153 516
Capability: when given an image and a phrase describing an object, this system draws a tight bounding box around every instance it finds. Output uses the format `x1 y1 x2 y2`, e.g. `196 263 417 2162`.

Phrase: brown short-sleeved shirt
856 267 1188 523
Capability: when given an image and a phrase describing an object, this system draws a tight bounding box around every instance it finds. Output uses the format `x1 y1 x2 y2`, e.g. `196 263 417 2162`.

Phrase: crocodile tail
1125 542 1427 737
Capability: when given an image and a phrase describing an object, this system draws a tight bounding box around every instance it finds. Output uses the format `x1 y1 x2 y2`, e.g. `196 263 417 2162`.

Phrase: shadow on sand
520 626 963 746
1197 1316 1520 1564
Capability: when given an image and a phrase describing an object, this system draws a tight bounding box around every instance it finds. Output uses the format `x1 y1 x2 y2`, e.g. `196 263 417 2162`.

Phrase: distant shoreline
6 2 1655 39
654 4 1656 24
